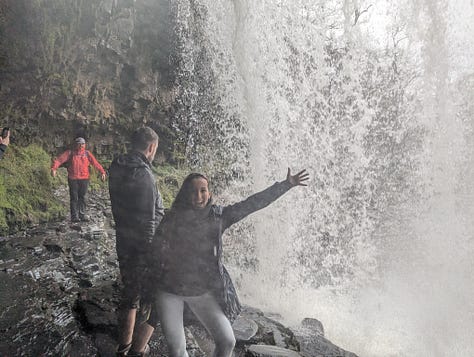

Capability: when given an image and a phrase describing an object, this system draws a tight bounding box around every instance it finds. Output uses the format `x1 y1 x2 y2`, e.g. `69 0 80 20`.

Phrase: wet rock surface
247 345 301 357
0 188 357 357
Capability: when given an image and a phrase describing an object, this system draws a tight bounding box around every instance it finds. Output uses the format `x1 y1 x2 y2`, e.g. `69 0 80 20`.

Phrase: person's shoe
127 344 150 357
116 342 132 356
79 215 90 222
71 217 81 223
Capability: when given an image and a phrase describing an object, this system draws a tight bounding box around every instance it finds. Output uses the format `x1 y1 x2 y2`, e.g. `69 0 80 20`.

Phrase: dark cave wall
0 0 177 161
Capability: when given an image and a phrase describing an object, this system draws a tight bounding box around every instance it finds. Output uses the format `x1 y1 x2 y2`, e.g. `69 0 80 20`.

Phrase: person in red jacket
51 137 106 222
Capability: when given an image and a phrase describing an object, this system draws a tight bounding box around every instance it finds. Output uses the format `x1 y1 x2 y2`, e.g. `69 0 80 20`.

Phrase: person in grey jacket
134 168 309 357
108 126 164 357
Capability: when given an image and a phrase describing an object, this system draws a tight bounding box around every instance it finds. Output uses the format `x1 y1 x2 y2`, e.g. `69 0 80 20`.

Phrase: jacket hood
114 151 150 169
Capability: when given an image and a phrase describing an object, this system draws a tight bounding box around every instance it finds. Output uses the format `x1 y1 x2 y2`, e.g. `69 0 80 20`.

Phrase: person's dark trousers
68 179 89 220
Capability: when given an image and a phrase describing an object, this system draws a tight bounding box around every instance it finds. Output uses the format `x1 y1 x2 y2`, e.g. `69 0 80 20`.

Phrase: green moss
93 161 186 209
152 163 188 209
88 160 110 192
0 145 188 234
0 144 65 234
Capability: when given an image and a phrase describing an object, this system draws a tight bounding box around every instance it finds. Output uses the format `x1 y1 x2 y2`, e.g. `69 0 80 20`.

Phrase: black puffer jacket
109 151 164 259
152 180 293 323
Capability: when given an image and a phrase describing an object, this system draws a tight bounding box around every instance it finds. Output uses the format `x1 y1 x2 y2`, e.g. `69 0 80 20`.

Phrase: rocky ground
0 187 358 357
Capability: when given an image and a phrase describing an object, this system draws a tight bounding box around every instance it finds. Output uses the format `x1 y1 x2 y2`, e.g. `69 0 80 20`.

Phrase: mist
172 1 474 356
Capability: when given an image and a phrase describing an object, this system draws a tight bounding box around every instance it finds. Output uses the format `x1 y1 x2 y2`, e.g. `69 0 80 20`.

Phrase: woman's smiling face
190 177 211 209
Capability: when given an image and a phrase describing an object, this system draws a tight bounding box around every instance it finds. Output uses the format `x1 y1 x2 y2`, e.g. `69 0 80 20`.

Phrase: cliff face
0 0 176 160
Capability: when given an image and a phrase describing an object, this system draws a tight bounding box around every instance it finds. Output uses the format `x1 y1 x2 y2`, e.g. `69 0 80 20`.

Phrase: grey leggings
156 291 236 357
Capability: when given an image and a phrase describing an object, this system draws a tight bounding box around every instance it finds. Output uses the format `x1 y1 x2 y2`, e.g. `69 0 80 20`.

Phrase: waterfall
172 0 474 355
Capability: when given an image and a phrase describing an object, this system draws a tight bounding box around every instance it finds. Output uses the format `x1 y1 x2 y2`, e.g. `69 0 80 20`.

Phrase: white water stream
173 1 474 355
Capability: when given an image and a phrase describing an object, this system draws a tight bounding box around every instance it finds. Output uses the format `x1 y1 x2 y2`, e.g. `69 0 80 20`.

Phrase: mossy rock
0 144 65 234
152 163 188 209
0 145 189 234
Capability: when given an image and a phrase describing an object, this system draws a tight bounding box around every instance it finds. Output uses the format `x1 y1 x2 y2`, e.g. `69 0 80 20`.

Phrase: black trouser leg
68 179 80 220
77 179 89 218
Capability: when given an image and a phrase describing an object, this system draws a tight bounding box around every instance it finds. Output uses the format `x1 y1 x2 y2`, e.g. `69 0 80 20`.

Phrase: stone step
233 316 258 341
247 344 302 357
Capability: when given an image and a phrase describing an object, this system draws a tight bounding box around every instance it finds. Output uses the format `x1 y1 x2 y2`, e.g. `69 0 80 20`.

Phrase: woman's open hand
286 168 309 187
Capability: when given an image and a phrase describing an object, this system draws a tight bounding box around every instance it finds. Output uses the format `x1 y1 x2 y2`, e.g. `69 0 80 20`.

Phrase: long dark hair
170 173 210 211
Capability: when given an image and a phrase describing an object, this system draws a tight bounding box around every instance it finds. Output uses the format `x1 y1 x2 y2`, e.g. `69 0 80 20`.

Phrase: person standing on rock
136 168 309 357
51 137 106 222
108 126 164 357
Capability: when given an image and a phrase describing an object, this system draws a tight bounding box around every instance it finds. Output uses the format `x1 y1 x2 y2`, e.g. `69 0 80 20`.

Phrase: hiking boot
79 215 90 222
71 217 81 223
116 343 132 357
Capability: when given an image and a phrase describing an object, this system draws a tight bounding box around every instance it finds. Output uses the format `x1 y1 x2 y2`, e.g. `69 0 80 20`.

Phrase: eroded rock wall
0 0 176 160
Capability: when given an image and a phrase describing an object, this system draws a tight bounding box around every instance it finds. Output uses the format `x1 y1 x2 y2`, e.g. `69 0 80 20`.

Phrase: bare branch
353 4 373 25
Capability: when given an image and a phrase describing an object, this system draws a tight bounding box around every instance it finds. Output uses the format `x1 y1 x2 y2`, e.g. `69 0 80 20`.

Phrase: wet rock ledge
0 190 357 357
